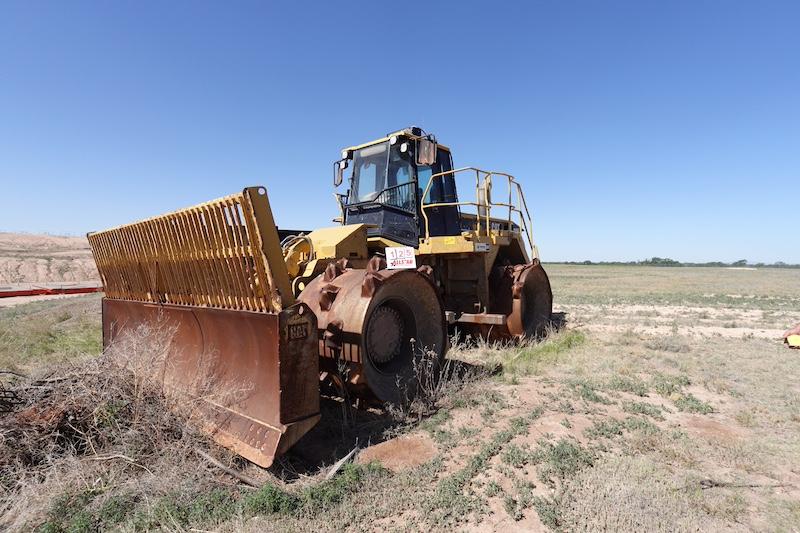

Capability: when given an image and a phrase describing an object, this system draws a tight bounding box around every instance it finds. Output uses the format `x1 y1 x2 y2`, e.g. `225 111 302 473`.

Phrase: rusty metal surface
457 312 506 325
298 264 446 403
102 298 320 467
479 258 553 340
505 260 553 338
366 306 404 363
0 282 102 298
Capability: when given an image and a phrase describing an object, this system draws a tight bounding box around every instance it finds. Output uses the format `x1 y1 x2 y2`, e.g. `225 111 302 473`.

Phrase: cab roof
342 128 451 154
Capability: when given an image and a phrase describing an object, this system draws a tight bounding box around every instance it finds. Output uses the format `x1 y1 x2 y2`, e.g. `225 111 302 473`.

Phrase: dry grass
2 265 799 531
0 319 235 532
1 315 389 532
549 264 800 310
0 309 489 531
0 295 101 372
385 344 490 423
448 327 587 377
557 455 731 531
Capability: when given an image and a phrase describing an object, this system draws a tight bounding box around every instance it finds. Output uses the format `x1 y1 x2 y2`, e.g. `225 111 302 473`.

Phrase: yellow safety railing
420 167 536 253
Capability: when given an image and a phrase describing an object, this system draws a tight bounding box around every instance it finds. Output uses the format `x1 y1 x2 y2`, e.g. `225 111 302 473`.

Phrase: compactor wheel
365 306 404 364
487 258 553 341
298 263 447 405
506 259 553 338
361 270 446 404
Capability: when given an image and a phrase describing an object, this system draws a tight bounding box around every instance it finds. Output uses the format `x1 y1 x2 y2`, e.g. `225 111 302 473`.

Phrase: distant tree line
550 257 800 268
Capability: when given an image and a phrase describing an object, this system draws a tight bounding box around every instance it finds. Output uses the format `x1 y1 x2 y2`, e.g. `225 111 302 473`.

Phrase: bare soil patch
357 434 438 472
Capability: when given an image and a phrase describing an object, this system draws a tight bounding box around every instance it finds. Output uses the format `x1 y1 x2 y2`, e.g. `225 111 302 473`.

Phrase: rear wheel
490 259 553 340
516 261 553 337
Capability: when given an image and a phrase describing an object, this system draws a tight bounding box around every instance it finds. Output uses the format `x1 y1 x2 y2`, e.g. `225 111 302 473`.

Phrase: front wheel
361 270 447 404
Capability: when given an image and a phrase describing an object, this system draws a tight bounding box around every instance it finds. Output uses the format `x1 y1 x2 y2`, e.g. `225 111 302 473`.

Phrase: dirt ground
251 265 800 532
1 262 799 531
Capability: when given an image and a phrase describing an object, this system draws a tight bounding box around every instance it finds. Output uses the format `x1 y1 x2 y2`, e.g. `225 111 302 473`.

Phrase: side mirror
333 159 348 187
417 138 437 166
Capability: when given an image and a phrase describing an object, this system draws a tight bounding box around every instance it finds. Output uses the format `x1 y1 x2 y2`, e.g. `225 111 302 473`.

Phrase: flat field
1 264 799 532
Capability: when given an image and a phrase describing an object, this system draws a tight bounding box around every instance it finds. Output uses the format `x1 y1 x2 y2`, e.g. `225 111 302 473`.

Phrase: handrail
419 167 536 254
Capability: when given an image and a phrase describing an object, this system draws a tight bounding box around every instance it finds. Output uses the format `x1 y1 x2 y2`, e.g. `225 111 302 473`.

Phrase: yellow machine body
88 188 447 467
86 128 551 467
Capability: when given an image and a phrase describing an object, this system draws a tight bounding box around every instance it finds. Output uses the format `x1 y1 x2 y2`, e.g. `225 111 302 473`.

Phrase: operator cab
334 127 460 247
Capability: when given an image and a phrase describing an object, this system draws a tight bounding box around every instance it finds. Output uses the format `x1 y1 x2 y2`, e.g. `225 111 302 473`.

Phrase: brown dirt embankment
0 232 98 284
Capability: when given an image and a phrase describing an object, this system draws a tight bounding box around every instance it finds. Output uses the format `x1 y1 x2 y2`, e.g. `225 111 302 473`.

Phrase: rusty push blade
102 300 320 468
89 187 321 467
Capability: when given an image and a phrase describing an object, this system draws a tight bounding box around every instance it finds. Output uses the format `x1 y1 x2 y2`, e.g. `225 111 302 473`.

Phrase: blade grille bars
87 187 290 313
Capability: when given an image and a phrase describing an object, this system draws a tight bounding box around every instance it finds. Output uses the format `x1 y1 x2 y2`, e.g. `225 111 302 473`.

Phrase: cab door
418 148 461 237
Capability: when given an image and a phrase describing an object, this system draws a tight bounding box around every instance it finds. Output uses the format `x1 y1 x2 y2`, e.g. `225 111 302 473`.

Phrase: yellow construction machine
87 127 552 467
785 324 800 348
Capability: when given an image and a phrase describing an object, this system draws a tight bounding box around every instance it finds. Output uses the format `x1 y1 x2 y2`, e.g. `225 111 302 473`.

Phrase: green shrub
674 393 714 414
533 439 594 488
188 488 237 525
608 375 649 397
622 416 660 435
532 496 562 530
585 419 625 439
98 494 136 527
652 373 690 396
39 489 99 533
303 462 385 511
503 330 587 374
569 379 612 404
242 484 299 515
585 416 660 440
622 400 665 420
501 444 531 468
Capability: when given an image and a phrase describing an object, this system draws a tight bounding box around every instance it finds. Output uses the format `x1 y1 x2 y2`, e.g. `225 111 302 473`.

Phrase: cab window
419 149 455 204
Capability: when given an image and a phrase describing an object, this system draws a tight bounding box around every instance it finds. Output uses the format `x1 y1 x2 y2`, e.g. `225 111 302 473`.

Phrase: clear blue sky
1 1 798 263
